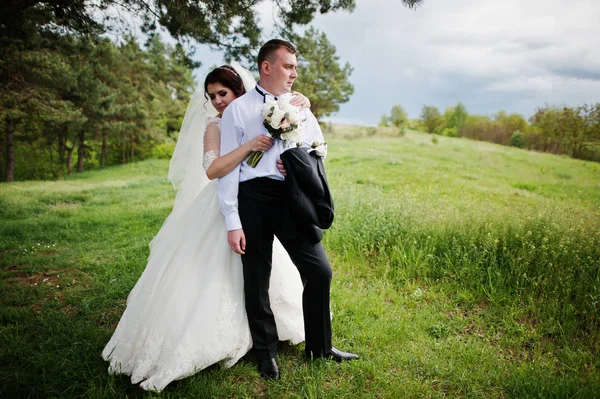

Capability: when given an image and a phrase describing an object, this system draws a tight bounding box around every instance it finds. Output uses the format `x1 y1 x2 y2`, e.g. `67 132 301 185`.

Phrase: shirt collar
255 83 277 102
255 83 292 102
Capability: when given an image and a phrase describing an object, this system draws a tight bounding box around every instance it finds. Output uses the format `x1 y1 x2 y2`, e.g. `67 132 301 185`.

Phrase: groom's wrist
225 214 242 231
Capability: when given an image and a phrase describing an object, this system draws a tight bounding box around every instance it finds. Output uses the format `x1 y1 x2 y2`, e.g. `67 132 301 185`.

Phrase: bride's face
207 82 237 115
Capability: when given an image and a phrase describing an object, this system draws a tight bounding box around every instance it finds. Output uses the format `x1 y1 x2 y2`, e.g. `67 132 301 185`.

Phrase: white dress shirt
218 84 325 231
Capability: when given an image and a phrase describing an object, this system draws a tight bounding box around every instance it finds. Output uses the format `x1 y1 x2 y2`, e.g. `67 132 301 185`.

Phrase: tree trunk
57 125 68 176
572 139 584 159
100 133 108 168
129 133 134 162
66 144 74 174
48 142 54 175
66 132 75 175
5 117 15 182
77 131 85 172
121 133 126 164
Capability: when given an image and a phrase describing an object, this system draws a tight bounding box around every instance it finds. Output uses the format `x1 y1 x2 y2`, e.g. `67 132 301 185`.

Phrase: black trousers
239 178 333 360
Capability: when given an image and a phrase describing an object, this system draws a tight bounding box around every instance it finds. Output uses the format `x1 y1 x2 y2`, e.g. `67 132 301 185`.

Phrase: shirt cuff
225 213 242 231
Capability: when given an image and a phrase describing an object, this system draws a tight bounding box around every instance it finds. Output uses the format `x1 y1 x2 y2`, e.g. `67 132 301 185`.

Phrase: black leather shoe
258 357 280 380
325 347 359 362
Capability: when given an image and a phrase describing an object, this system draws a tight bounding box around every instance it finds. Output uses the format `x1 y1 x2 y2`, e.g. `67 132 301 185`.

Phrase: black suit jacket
280 147 334 243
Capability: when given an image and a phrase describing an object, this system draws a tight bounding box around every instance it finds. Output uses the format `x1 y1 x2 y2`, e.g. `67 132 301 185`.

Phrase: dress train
102 181 304 392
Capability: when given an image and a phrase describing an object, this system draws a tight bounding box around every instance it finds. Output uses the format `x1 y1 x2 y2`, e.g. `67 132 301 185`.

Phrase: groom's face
268 48 298 95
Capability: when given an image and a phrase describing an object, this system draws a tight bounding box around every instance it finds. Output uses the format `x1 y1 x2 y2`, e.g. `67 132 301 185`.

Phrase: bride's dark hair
204 65 246 100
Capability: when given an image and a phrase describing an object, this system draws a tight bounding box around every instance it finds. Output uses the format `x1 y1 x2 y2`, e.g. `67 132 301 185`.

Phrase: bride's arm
204 122 273 180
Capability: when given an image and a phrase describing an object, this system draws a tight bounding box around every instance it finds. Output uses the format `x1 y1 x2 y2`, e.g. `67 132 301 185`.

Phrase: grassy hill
1 127 599 398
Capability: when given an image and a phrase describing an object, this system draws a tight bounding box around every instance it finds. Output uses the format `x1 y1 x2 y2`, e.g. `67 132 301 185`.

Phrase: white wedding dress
102 116 305 392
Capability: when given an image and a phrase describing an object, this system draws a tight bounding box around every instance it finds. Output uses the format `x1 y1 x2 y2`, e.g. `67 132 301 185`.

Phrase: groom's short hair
257 39 297 73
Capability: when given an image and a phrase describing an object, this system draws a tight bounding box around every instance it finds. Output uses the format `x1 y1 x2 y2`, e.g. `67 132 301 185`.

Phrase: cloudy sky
193 0 600 126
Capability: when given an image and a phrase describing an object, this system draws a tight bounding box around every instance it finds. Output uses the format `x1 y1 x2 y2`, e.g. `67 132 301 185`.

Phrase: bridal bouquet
247 98 304 167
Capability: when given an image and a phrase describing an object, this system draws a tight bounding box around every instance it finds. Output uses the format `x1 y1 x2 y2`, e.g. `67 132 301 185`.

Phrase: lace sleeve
203 118 221 172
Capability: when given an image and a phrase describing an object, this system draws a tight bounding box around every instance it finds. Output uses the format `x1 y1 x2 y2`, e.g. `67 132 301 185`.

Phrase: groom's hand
228 229 246 255
276 159 287 176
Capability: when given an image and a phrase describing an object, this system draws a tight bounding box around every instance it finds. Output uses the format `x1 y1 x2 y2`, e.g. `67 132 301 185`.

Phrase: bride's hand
246 135 274 152
290 92 311 110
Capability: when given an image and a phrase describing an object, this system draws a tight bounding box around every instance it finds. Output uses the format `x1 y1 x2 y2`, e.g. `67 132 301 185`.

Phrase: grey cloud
548 66 600 82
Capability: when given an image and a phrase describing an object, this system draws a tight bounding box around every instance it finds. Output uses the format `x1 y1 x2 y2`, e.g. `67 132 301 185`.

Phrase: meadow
1 127 599 398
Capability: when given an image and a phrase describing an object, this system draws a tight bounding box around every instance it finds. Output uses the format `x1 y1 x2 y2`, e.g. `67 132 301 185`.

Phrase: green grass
1 128 599 398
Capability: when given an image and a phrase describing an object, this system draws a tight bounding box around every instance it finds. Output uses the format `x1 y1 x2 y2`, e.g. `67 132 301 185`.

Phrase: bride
102 64 309 392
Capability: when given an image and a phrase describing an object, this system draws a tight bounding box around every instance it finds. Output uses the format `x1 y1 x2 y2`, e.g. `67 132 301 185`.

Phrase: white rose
292 125 304 142
279 99 299 113
269 107 285 129
281 129 299 143
262 100 277 118
287 110 301 125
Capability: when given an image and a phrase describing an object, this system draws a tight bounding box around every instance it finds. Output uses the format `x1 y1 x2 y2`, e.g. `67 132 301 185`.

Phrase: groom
218 39 358 379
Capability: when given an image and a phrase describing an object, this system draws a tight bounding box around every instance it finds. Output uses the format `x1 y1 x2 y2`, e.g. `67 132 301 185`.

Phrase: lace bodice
203 116 221 172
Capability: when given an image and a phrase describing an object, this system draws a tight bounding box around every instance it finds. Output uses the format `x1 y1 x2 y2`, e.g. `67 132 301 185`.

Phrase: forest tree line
381 103 600 162
1 2 355 182
1 34 194 181
0 30 353 182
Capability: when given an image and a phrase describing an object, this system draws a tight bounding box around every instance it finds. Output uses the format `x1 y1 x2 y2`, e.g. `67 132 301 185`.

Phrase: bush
408 119 424 131
442 127 458 137
151 142 176 159
509 130 526 148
